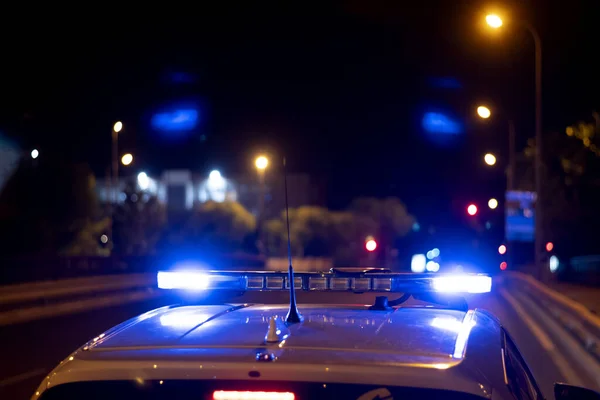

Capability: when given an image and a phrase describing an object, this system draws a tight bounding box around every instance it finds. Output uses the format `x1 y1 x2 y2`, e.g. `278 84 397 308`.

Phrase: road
1 281 599 399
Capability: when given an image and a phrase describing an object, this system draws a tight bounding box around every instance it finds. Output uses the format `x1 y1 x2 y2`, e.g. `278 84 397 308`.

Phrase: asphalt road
1 283 599 399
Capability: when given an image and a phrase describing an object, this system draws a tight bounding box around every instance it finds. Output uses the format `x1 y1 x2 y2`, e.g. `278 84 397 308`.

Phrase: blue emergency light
157 270 492 294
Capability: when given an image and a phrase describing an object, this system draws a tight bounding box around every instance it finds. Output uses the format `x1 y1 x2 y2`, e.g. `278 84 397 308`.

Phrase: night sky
1 0 598 220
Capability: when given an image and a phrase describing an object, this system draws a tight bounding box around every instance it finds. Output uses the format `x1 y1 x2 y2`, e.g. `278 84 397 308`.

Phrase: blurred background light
411 254 427 273
152 109 199 131
422 112 462 135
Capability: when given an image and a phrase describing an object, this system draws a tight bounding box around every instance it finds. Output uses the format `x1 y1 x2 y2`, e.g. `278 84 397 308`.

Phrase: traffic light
467 204 478 216
365 239 377 252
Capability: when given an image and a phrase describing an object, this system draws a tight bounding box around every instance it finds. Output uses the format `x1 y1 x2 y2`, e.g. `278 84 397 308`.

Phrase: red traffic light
365 239 377 252
467 204 478 216
500 261 508 271
545 242 554 252
498 245 507 255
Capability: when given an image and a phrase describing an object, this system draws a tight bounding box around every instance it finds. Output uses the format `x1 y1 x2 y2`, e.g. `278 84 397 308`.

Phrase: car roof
36 304 509 399
92 304 469 359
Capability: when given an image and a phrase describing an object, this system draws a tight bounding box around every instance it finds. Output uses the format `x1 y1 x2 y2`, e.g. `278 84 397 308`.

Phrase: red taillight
213 391 295 400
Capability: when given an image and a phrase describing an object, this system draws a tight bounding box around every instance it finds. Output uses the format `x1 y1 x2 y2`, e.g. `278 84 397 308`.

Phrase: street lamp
254 155 269 238
111 121 123 203
477 106 491 119
109 121 123 251
484 153 496 166
30 149 39 159
113 121 123 133
484 13 544 279
485 14 503 28
121 153 133 166
488 198 498 209
475 105 517 190
255 155 268 170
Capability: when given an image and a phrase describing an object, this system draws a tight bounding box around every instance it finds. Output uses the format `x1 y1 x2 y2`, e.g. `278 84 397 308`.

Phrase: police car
32 269 599 399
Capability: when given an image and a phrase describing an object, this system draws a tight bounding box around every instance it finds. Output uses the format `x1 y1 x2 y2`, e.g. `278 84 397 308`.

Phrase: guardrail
0 253 266 286
503 271 600 363
0 273 158 326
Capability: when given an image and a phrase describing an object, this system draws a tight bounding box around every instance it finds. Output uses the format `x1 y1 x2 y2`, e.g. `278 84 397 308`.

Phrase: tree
263 199 413 264
264 206 340 258
61 217 111 256
288 206 331 256
329 210 379 264
515 114 600 254
113 180 166 256
182 201 256 252
263 218 287 257
348 197 415 247
0 159 99 256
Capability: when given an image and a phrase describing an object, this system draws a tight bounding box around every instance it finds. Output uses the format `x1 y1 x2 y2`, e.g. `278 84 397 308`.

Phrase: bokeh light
486 14 503 28
484 153 496 166
365 239 377 252
121 153 133 166
467 204 478 216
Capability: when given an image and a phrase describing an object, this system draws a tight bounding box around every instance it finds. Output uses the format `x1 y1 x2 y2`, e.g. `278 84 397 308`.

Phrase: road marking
507 272 600 328
499 288 554 351
500 288 585 387
0 368 46 387
515 291 600 388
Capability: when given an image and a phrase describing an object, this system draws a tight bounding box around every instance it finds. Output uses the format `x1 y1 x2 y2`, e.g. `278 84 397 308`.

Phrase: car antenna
283 157 303 324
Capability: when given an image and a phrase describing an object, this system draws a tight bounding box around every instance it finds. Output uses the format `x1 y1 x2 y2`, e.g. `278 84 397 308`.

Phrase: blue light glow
151 109 199 131
158 271 210 290
428 77 462 89
169 72 197 84
422 112 462 134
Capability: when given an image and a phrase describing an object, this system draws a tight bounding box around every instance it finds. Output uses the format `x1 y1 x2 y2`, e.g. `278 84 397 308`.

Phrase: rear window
39 380 486 399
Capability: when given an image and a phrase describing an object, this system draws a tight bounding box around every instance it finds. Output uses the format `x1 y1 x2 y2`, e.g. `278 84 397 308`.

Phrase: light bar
432 275 492 294
157 271 247 291
157 271 491 294
158 271 210 290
